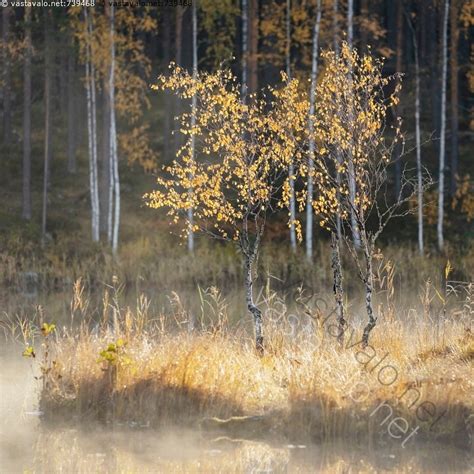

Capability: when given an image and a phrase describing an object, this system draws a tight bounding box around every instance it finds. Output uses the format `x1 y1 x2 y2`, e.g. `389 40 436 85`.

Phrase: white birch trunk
333 0 342 240
414 25 424 255
346 0 360 248
22 5 32 220
107 120 114 244
406 11 424 255
41 10 51 245
188 0 198 253
437 0 449 252
241 0 248 103
109 4 120 254
286 0 297 251
107 6 114 244
347 0 353 47
306 0 322 260
84 8 100 243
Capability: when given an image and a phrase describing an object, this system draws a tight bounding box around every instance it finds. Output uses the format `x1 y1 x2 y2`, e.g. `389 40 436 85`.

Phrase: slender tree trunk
346 0 360 249
67 41 77 174
101 89 111 236
420 0 428 66
394 0 403 198
407 12 424 255
173 6 184 155
188 0 198 253
450 0 459 194
429 2 440 156
416 63 423 255
101 2 111 238
22 6 32 221
331 232 345 341
333 0 339 53
437 0 449 252
84 8 100 243
333 0 342 240
105 0 113 243
241 0 248 102
361 239 376 347
248 0 258 96
42 10 53 245
347 0 353 47
306 0 321 260
110 4 120 254
101 0 111 238
244 245 263 354
162 7 171 160
107 124 114 245
2 6 11 145
286 0 297 252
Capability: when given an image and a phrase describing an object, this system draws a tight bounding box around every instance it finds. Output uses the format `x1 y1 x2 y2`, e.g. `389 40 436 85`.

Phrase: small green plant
99 338 128 365
22 345 36 358
98 338 132 394
99 339 125 364
41 322 56 337
21 320 58 393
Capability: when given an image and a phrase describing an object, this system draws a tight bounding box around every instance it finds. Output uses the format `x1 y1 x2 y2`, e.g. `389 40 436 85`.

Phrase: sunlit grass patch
11 281 474 447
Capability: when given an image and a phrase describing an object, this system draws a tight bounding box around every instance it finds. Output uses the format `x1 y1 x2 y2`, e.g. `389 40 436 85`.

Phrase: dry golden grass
15 281 472 449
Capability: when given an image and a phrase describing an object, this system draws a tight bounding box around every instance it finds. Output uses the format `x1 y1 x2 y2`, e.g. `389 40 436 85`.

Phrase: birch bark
241 0 248 103
287 0 297 251
306 0 322 260
437 0 450 252
109 4 120 254
22 6 32 220
84 8 100 242
188 0 198 253
41 10 53 244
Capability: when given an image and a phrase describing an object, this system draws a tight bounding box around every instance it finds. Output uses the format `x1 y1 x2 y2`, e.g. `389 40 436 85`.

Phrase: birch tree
41 10 53 245
287 0 297 251
72 5 156 250
394 0 404 197
22 5 32 221
109 4 120 254
162 8 172 161
450 0 459 194
406 10 424 255
101 3 111 237
147 67 309 353
333 0 342 241
346 0 361 249
306 0 322 260
67 40 77 174
188 0 198 252
173 5 184 157
347 0 353 47
241 0 248 102
438 0 450 252
248 0 258 95
312 45 428 346
84 8 100 242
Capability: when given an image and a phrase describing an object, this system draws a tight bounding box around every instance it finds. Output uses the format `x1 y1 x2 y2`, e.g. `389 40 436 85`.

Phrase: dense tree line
0 0 472 255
